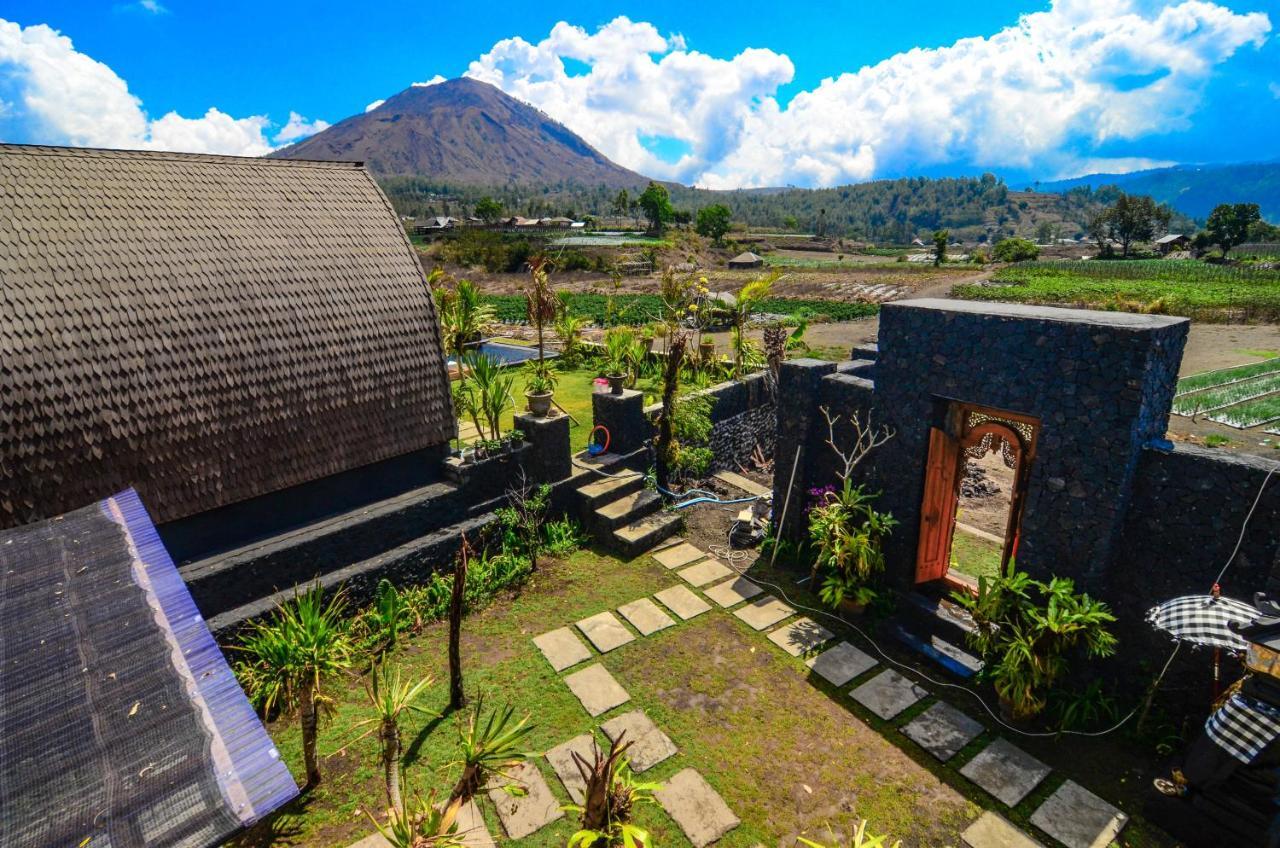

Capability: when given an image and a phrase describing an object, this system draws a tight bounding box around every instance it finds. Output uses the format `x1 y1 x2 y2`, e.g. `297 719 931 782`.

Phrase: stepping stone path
654 768 741 848
1029 780 1128 848
960 738 1051 807
545 733 599 804
652 542 705 569
806 641 878 686
851 669 928 720
903 702 985 762
655 585 711 620
962 812 1044 848
617 597 676 635
576 611 636 653
487 761 563 839
704 576 764 608
564 664 630 716
768 616 834 657
678 558 734 587
600 709 678 773
733 595 795 630
533 627 591 672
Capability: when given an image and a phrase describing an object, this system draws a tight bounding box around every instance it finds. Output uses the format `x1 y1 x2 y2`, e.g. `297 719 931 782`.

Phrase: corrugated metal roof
0 144 455 527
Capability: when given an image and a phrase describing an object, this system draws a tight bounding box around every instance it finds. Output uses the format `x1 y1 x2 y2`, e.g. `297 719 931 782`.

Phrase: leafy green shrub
807 481 897 609
992 237 1040 262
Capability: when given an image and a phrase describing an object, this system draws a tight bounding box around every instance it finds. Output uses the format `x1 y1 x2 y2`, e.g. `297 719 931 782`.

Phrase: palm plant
436 277 496 358
728 272 778 379
236 582 353 787
448 699 535 804
954 564 1119 721
603 327 636 383
459 352 515 440
566 734 661 848
346 662 436 810
366 792 464 848
554 310 589 366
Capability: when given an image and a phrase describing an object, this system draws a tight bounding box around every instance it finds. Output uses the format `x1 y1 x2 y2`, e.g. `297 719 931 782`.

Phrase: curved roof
0 144 454 527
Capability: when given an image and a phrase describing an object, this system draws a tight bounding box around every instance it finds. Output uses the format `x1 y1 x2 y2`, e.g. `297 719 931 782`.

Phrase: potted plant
523 360 558 417
953 565 1118 722
603 327 634 394
640 323 657 353
807 480 897 614
506 429 524 452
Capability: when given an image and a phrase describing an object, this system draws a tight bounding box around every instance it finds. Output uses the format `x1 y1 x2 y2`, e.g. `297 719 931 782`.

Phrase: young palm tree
436 277 496 358
345 662 436 810
566 733 661 848
729 272 779 379
448 699 534 804
237 582 353 788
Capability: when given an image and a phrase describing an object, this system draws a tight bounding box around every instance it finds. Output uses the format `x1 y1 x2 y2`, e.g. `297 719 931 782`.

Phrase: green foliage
473 196 504 223
355 579 417 658
931 229 948 266
347 661 436 809
728 273 778 379
638 181 674 233
992 237 1040 263
1206 202 1263 256
957 259 1280 321
434 276 497 357
798 819 902 848
449 699 535 803
670 391 715 478
440 229 534 273
480 292 879 325
807 481 897 609
695 203 733 244
494 482 553 568
1089 193 1173 256
953 563 1118 721
522 358 559 395
456 351 516 441
1049 680 1119 733
564 740 661 848
366 793 465 848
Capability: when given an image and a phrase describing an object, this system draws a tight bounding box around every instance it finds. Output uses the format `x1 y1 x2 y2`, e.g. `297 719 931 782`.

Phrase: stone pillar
514 412 570 484
591 389 650 456
771 359 837 546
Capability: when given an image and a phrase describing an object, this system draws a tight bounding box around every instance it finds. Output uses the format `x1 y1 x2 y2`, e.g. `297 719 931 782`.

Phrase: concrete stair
569 450 681 557
890 592 984 679
613 512 683 559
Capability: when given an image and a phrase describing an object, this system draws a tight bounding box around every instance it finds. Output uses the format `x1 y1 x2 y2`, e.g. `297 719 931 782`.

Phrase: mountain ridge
1039 161 1280 222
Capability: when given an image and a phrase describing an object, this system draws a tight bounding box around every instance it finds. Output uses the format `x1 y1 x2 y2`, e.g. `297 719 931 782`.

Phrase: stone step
206 513 493 639
902 591 980 639
576 472 645 508
613 512 683 559
837 358 876 379
594 489 662 532
889 621 983 679
850 341 879 360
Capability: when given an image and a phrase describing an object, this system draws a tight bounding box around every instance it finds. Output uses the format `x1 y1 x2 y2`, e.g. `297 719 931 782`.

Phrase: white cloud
0 18 325 155
465 4 1270 187
1270 81 1280 99
365 98 386 112
412 75 446 87
139 0 168 14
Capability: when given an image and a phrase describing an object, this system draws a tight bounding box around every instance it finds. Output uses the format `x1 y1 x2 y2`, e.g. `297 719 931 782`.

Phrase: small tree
474 197 504 224
524 256 558 397
236 583 353 788
655 331 689 495
345 663 435 810
448 534 471 711
931 229 948 266
638 181 674 234
496 478 552 571
448 699 534 804
1206 202 1262 257
567 733 661 848
728 272 779 379
992 237 1040 263
695 204 732 245
612 189 630 220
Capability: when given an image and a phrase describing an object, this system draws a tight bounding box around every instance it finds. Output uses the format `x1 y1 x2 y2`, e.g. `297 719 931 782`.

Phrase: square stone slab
618 597 676 636
677 558 734 587
654 768 741 848
455 799 497 848
654 585 711 620
564 664 630 716
652 542 705 569
487 761 563 839
545 733 599 805
962 812 1044 848
704 576 764 608
1029 780 1128 848
806 641 878 687
533 627 592 672
850 669 928 720
767 617 834 657
960 738 1052 807
903 702 985 762
600 709 678 773
576 611 636 653
733 595 795 630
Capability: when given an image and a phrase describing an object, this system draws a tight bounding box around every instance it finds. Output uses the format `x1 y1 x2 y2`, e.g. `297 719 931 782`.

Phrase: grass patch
949 530 1004 581
456 364 600 453
1203 434 1235 448
954 260 1280 320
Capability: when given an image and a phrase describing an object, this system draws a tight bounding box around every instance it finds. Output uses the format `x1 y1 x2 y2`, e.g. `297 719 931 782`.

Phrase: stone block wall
641 370 777 473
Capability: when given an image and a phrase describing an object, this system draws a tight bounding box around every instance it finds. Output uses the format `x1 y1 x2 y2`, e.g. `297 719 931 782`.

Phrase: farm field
953 260 1280 321
1172 355 1280 431
481 291 881 324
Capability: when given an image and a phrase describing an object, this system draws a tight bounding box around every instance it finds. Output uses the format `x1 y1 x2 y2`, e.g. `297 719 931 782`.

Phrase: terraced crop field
1173 357 1280 428
953 260 1280 321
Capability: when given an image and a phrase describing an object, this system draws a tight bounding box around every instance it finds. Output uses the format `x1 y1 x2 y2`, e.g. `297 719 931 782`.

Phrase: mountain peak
273 77 648 187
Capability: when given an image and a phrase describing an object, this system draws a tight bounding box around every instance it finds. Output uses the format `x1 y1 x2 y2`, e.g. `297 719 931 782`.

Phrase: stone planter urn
525 390 553 417
605 373 626 395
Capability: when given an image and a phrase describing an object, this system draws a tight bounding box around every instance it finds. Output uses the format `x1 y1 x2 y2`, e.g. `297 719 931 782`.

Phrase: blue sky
1 1 1276 187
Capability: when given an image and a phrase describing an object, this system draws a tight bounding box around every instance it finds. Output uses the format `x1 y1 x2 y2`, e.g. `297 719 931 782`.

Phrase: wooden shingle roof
0 144 455 528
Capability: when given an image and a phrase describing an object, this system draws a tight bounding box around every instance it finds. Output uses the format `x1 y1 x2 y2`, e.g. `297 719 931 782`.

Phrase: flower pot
605 373 626 395
838 597 869 616
997 695 1035 728
698 339 716 363
526 390 553 417
461 447 476 465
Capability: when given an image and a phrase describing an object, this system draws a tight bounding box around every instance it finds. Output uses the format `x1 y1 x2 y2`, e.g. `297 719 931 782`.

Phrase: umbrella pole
1213 647 1222 700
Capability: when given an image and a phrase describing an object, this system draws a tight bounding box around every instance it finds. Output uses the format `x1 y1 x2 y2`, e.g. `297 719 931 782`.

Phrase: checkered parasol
1146 594 1258 650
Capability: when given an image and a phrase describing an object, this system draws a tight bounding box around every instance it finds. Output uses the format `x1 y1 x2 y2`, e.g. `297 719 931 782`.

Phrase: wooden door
916 427 961 584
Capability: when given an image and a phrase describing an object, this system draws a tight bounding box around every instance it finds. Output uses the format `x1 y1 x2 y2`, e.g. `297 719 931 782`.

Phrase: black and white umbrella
1146 594 1259 651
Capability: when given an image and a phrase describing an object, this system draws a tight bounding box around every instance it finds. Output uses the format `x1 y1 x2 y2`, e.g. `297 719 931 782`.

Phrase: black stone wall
641 371 777 473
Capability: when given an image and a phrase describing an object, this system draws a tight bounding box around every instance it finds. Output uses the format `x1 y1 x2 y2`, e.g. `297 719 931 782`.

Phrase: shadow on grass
404 704 457 767
227 793 313 847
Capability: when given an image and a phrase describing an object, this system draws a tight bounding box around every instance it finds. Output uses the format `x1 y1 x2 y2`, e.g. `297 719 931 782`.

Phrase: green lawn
949 530 1004 581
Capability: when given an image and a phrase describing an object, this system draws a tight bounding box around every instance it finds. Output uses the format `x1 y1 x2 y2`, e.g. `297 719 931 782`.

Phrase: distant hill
272 78 648 188
1039 162 1280 222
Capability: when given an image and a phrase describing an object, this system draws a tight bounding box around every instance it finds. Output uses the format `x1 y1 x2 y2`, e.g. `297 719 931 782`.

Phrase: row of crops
1173 357 1280 429
953 260 1280 321
480 292 880 325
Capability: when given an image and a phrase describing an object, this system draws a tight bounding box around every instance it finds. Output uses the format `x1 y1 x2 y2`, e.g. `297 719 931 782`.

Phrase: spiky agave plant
366 791 464 848
448 699 535 804
343 661 435 810
565 733 661 848
236 582 353 788
797 820 901 848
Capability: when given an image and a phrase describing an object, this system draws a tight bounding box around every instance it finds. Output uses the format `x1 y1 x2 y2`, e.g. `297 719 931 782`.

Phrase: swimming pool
448 340 559 368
